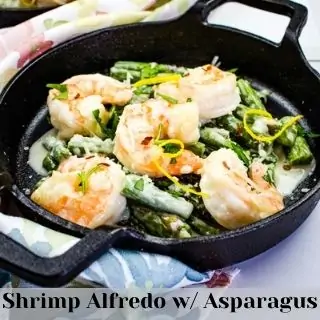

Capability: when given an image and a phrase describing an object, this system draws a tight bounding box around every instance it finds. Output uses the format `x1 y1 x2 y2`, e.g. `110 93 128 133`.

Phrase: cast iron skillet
0 0 319 287
0 6 56 28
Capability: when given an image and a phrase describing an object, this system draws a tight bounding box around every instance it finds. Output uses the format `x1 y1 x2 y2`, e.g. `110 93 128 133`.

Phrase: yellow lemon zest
153 160 208 198
133 74 181 88
155 123 163 141
243 109 303 143
152 125 207 198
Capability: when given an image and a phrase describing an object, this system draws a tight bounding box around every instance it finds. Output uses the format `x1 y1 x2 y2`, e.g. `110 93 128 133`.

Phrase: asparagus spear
109 67 141 82
130 85 154 103
187 216 220 236
127 215 147 233
42 136 71 171
287 136 313 165
122 174 194 219
130 205 171 237
112 61 188 76
216 113 257 149
185 141 206 157
42 155 57 172
43 136 63 151
276 116 298 147
110 61 188 84
67 135 114 156
161 214 197 238
234 104 251 120
130 205 195 238
200 127 251 166
237 79 265 110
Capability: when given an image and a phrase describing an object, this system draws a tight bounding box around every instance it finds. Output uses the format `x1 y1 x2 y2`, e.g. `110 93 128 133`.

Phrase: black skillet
0 5 56 29
0 0 319 287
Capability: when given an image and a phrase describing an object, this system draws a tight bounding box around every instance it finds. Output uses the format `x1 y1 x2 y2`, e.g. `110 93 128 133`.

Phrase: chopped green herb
227 68 238 74
161 143 182 154
108 106 120 132
77 171 87 194
156 93 178 104
186 98 192 102
46 83 68 100
78 163 107 194
134 178 144 191
92 109 103 127
92 109 108 137
93 106 121 139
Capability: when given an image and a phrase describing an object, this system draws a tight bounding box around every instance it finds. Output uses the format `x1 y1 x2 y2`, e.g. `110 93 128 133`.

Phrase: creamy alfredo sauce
27 128 57 176
274 148 315 197
28 129 315 196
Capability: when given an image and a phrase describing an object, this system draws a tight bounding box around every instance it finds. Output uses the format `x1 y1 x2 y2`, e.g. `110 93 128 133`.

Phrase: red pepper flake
141 136 152 145
98 162 110 167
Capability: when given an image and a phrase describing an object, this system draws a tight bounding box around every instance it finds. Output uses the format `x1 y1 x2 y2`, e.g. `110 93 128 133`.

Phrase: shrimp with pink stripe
113 98 203 177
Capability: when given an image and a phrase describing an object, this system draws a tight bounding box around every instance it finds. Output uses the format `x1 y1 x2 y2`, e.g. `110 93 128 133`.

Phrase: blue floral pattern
0 213 239 288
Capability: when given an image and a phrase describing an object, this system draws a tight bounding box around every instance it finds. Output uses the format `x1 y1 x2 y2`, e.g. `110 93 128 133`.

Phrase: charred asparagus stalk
67 135 114 156
237 79 266 110
200 127 251 166
110 61 188 82
287 136 313 165
109 68 141 83
216 113 258 149
130 205 196 238
42 136 71 171
185 141 206 157
276 116 298 147
122 174 194 219
187 216 220 236
130 85 154 104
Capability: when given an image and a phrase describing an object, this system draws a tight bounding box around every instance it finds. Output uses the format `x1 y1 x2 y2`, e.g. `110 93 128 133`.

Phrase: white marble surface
208 0 320 287
207 0 320 60
232 202 320 288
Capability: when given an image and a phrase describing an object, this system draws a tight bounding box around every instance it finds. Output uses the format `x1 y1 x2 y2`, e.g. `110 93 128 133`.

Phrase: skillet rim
0 9 320 245
0 5 56 12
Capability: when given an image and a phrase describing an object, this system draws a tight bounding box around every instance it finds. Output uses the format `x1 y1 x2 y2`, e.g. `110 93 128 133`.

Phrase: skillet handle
0 226 129 287
200 0 308 42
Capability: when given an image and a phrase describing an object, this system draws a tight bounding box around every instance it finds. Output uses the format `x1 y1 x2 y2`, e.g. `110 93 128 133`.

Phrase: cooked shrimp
31 155 127 229
155 64 240 122
199 148 284 230
47 74 133 139
113 98 203 177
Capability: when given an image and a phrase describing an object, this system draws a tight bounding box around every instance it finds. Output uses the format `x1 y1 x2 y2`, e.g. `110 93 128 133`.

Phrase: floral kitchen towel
0 0 240 288
0 212 239 288
0 0 200 91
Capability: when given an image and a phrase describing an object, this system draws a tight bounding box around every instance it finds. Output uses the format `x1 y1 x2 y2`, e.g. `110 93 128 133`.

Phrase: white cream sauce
274 148 315 196
27 128 58 176
252 117 269 135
